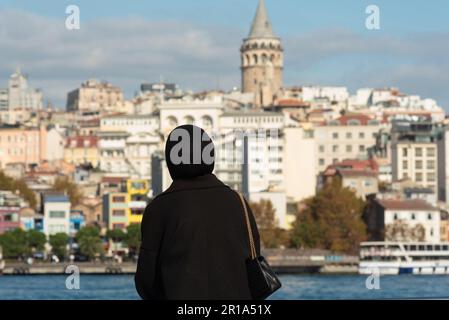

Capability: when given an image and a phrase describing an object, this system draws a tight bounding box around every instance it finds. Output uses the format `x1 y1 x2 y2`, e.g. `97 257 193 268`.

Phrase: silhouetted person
135 125 261 300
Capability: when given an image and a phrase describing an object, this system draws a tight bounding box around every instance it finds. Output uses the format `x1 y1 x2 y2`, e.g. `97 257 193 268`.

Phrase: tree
290 178 367 254
53 176 83 207
0 171 36 208
75 226 103 260
0 229 28 259
26 230 46 252
124 224 141 254
249 199 287 248
49 233 69 259
106 229 126 243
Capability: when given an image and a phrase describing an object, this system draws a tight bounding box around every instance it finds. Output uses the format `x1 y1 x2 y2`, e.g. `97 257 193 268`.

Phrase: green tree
26 230 46 252
0 171 36 208
53 176 83 207
290 178 367 254
124 224 141 254
250 199 287 248
106 229 126 242
49 233 69 259
75 226 103 260
0 229 28 258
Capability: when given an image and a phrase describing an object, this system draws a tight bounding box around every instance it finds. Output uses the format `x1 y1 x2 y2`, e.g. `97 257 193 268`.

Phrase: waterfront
1 274 449 300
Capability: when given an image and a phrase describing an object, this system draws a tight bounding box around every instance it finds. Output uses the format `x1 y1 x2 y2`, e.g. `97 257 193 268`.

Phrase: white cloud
1 9 448 109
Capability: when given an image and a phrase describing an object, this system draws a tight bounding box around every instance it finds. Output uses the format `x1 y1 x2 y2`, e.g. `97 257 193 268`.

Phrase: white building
283 125 316 202
99 115 161 179
2 68 43 111
377 199 441 243
42 195 71 237
158 96 223 136
46 127 65 162
314 114 384 174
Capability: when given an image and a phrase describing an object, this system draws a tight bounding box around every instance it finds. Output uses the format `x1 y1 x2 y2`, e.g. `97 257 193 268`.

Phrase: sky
0 0 448 109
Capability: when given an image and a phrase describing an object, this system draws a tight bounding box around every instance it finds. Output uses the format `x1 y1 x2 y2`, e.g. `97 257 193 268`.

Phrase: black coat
134 174 261 300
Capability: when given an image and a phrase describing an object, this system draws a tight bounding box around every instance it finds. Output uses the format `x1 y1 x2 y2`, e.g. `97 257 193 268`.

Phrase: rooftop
377 199 438 211
248 0 277 39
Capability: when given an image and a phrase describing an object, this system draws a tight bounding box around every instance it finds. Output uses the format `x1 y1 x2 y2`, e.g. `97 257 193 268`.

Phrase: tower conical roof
248 0 276 39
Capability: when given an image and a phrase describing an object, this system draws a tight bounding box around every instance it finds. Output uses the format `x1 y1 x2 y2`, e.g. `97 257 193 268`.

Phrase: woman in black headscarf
135 125 261 300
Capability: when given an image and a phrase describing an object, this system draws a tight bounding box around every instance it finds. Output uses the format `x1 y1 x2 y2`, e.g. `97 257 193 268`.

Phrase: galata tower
241 0 283 107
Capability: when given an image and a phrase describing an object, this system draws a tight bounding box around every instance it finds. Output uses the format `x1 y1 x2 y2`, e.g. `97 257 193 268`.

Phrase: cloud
0 9 242 106
0 9 448 110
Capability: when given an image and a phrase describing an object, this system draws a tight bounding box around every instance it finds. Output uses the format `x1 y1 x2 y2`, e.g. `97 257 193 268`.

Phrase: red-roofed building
314 114 386 174
64 136 99 167
321 159 379 199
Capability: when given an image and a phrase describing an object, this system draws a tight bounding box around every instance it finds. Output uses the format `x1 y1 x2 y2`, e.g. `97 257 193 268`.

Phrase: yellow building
64 136 100 167
127 179 150 224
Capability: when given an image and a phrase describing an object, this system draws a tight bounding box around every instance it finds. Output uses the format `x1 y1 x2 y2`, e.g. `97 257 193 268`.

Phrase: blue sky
0 0 448 109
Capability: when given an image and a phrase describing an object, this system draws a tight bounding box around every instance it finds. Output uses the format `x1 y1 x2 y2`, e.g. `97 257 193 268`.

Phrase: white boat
359 241 449 275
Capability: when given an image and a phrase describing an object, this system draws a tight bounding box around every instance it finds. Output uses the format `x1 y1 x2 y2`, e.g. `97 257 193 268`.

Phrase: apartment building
0 124 47 169
391 121 439 193
64 136 99 167
66 79 125 112
314 114 385 174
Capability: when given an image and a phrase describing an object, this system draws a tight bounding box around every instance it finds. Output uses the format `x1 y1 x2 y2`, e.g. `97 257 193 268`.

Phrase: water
1 274 449 300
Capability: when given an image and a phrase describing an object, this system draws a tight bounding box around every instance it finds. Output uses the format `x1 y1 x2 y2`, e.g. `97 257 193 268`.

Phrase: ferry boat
359 241 449 275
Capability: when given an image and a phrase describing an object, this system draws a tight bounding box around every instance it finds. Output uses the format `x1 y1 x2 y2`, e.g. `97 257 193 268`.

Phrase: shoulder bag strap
237 192 257 259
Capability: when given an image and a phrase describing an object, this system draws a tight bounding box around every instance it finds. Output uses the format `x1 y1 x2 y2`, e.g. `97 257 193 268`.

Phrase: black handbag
237 192 282 300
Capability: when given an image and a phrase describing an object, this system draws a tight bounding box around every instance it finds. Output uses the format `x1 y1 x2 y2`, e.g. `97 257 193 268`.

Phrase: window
332 158 338 164
416 160 423 170
333 145 339 153
428 213 433 220
359 132 365 139
427 148 435 157
403 148 408 157
332 133 339 139
427 160 435 170
319 159 325 166
49 211 65 219
113 223 126 230
427 172 436 182
411 213 416 220
415 148 423 157
346 145 352 152
416 172 423 182
359 145 365 152
112 196 126 203
112 210 126 217
393 213 398 220
319 145 325 153
346 132 352 139
403 160 408 170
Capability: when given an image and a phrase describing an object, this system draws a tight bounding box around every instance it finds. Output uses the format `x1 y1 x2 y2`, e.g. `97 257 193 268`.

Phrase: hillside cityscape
1 0 449 266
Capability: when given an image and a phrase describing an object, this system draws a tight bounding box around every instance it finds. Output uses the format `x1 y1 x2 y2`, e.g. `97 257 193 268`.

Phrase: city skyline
0 0 449 109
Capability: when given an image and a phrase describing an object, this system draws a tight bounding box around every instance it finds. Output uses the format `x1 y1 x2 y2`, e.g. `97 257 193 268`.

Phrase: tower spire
248 0 276 39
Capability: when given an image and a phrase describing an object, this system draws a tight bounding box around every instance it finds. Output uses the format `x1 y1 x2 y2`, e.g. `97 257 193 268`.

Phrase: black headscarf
165 125 215 180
